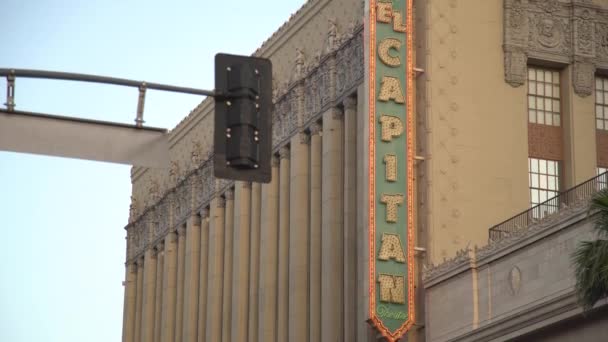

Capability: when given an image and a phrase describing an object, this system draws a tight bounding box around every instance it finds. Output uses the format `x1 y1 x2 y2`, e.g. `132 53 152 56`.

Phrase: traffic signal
214 53 272 183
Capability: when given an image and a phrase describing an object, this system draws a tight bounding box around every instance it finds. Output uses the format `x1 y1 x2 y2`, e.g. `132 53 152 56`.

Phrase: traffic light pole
1 54 272 183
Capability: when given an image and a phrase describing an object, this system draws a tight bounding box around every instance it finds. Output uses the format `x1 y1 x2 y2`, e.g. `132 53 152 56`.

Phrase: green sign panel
367 0 414 340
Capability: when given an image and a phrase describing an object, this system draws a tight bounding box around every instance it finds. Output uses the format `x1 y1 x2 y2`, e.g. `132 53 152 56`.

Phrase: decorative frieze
126 26 364 264
504 0 605 97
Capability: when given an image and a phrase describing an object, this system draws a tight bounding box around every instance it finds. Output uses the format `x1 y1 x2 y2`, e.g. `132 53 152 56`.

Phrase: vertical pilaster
309 123 322 342
343 96 357 341
134 257 145 342
183 215 202 342
232 182 252 342
356 82 376 341
258 157 279 342
122 262 137 342
197 209 210 342
161 231 178 342
154 244 164 342
288 133 310 342
248 183 262 342
206 196 226 342
277 146 291 342
321 107 344 342
175 226 187 342
222 189 235 342
142 248 158 342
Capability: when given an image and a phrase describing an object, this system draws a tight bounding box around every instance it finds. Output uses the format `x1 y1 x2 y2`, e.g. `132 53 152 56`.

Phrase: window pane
545 84 552 97
537 69 544 81
598 119 604 129
540 176 547 189
529 68 536 80
596 78 602 89
554 115 560 126
531 174 539 188
553 86 560 98
529 110 537 123
597 91 604 104
532 190 539 204
548 176 556 190
537 99 544 110
548 161 555 174
529 81 536 94
529 96 536 109
540 191 547 202
538 82 544 96
537 111 545 124
530 158 538 172
545 113 553 125
545 98 552 111
540 159 547 173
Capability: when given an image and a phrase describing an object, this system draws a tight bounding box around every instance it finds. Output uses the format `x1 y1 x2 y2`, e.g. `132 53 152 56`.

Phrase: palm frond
572 239 608 310
590 188 608 236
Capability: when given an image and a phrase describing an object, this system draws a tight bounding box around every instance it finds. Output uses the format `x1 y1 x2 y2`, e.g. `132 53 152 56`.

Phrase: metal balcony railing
489 171 608 242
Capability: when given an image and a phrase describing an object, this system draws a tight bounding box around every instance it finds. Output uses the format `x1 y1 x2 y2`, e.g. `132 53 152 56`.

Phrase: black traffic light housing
214 53 272 183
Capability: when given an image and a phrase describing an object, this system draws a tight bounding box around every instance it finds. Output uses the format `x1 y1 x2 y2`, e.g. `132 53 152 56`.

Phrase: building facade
121 0 608 341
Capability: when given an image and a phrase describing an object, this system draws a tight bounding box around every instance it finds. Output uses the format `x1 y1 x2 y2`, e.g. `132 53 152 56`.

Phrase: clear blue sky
0 1 305 341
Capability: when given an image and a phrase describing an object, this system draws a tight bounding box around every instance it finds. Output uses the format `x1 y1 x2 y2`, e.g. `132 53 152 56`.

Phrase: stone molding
423 199 590 285
124 27 363 264
504 0 604 97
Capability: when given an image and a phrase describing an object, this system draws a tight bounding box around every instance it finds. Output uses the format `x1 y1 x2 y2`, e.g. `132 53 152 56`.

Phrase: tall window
529 158 560 216
528 67 561 126
596 77 608 130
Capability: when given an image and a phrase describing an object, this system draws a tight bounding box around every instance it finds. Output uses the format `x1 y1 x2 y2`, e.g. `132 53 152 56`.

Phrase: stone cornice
423 199 591 286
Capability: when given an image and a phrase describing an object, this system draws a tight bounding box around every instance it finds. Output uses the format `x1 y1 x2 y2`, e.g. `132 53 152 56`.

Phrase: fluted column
175 226 187 342
343 96 357 341
183 215 202 342
161 231 178 342
321 107 344 342
206 196 226 342
142 248 158 342
277 146 291 342
222 189 235 342
288 133 310 342
154 244 164 342
309 123 322 342
232 182 252 342
248 182 261 342
197 208 210 342
258 157 279 342
134 257 145 342
122 262 137 342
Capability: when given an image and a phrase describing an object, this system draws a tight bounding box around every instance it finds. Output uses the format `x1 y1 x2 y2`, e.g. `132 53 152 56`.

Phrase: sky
0 1 305 341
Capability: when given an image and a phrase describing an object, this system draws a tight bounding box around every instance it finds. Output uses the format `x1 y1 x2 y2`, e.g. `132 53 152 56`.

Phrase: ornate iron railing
489 171 608 242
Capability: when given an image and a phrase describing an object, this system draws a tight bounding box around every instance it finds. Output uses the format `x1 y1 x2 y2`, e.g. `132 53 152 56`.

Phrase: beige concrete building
121 0 608 341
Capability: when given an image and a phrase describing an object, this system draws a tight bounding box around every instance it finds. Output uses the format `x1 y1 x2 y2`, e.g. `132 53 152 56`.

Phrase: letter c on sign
378 38 401 67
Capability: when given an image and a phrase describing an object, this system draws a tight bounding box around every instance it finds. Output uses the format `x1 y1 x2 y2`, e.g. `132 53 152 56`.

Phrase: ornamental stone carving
126 27 365 263
129 196 138 223
503 0 605 97
191 140 203 169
